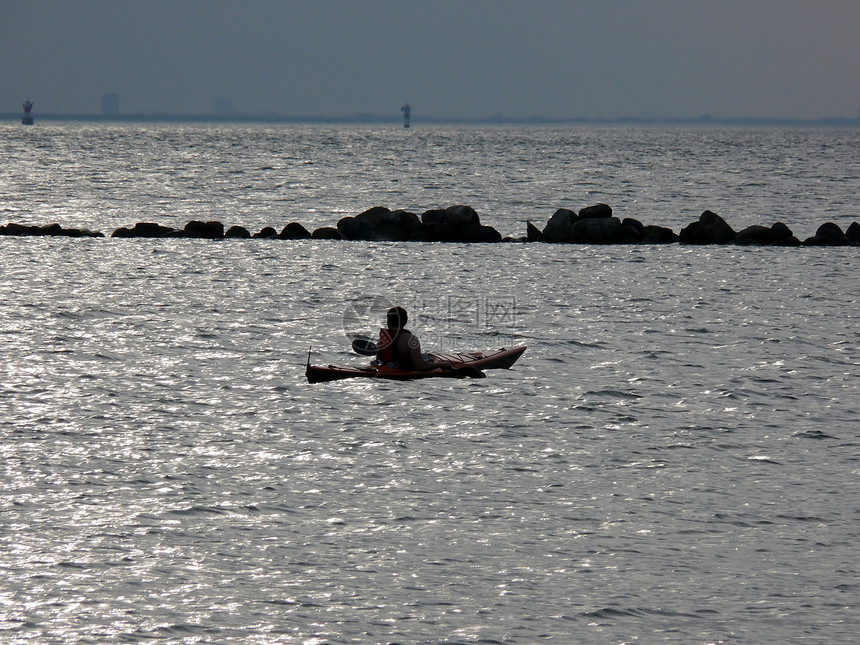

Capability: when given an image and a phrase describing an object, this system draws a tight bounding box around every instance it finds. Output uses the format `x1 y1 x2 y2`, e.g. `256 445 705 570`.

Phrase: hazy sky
3 0 860 119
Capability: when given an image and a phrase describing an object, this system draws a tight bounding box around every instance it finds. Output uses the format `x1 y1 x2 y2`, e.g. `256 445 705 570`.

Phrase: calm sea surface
1 123 858 643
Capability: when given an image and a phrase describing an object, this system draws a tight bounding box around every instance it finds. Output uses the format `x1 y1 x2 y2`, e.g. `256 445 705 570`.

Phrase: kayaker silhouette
376 306 453 371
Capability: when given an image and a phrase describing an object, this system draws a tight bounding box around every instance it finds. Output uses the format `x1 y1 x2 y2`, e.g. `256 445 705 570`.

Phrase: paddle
351 337 378 356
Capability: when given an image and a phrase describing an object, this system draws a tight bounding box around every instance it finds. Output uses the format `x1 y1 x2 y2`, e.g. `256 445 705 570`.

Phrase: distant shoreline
4 113 860 128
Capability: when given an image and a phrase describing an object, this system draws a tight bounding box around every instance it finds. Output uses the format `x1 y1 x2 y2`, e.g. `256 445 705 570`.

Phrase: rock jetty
0 222 104 238
2 203 859 247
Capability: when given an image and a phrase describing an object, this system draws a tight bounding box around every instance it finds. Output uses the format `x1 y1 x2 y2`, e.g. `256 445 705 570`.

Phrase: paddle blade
351 338 378 356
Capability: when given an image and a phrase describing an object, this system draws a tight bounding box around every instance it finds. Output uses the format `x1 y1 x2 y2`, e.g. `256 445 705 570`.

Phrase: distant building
402 103 411 128
22 99 34 125
102 93 119 116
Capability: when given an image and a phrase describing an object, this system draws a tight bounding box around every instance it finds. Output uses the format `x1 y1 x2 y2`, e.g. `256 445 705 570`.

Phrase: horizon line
4 111 860 127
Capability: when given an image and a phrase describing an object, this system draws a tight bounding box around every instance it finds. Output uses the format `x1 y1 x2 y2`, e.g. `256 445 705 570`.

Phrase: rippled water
3 123 860 236
1 124 859 643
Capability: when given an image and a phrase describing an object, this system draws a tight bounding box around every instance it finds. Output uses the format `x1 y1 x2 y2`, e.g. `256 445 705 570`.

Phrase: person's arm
375 329 386 364
404 333 450 371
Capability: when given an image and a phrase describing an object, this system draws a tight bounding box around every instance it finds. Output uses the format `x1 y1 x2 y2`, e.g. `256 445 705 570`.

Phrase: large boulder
311 226 344 240
379 209 422 241
111 222 176 238
225 225 251 239
0 222 35 235
526 221 544 242
457 225 502 243
765 222 800 246
541 208 577 243
406 229 436 242
279 222 312 239
640 225 679 244
679 210 736 244
616 218 645 244
570 216 623 244
735 222 799 246
54 226 104 238
184 220 224 239
336 215 373 240
0 222 50 236
36 223 62 235
733 225 770 246
422 205 481 228
421 205 479 230
421 220 455 241
252 226 278 239
337 206 394 240
803 222 849 246
578 203 613 219
420 205 499 242
0 221 101 237
338 207 422 241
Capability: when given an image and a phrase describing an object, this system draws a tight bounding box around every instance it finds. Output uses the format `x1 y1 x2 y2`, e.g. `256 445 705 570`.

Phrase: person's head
386 306 408 330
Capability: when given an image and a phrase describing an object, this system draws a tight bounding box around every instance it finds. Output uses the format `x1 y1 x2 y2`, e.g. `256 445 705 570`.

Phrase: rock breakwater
2 204 859 247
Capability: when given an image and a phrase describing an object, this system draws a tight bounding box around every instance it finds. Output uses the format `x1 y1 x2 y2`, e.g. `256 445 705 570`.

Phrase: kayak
306 363 484 383
306 345 526 383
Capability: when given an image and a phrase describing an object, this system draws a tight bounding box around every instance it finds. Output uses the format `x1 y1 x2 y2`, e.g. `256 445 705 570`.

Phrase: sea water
0 124 858 643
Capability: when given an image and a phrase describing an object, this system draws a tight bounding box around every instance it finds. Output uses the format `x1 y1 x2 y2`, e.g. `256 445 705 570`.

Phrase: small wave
584 389 642 399
152 624 213 637
583 607 643 619
835 582 858 591
582 606 703 621
711 513 755 527
793 429 837 440
167 505 232 516
567 339 605 348
641 349 672 359
747 455 782 464
749 376 781 384
92 352 121 361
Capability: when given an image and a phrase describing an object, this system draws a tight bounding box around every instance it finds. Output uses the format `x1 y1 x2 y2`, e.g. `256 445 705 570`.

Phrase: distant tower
401 103 411 128
22 99 34 125
102 93 119 116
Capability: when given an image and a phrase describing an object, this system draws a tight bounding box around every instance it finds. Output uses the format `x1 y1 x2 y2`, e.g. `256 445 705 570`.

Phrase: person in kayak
376 306 452 371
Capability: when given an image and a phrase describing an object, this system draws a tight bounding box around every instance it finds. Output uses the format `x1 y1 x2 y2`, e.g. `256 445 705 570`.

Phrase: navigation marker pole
22 99 34 125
